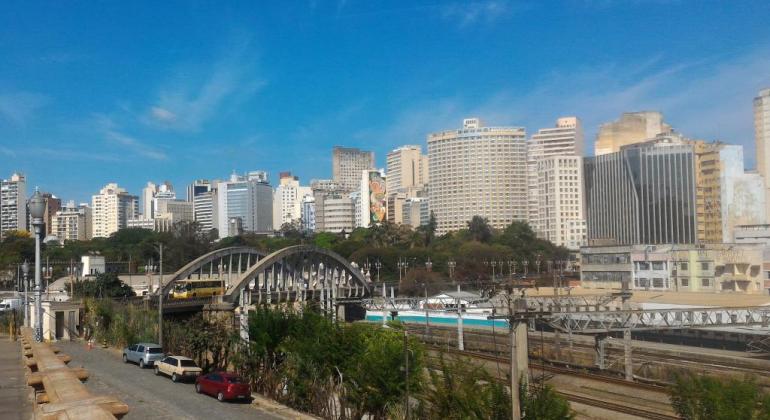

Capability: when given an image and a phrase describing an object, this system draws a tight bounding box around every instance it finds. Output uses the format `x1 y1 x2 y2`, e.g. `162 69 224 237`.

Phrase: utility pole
158 243 164 348
510 318 520 420
404 330 410 420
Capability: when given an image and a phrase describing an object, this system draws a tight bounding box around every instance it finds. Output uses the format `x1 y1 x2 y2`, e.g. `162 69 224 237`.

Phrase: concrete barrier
20 328 129 420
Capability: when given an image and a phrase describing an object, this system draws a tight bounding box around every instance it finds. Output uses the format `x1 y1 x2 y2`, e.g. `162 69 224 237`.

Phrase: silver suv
123 343 164 368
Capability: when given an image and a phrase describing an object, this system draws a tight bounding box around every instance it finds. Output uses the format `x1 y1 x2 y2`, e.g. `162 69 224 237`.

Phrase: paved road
56 341 282 420
0 336 31 420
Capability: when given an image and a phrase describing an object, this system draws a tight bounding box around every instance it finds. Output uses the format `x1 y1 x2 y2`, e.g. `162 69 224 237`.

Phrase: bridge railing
20 327 129 419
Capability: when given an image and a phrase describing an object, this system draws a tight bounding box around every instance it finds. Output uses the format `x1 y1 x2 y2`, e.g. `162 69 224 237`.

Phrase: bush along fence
80 299 574 419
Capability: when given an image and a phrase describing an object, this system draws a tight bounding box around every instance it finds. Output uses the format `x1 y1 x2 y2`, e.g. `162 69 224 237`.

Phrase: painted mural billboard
368 171 387 224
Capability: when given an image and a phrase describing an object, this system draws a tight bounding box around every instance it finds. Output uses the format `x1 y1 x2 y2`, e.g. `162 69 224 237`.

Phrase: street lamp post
424 258 432 272
158 243 164 348
29 190 46 342
374 260 382 283
22 260 29 327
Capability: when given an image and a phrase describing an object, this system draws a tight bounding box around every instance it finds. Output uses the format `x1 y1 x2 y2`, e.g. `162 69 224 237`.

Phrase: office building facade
273 172 312 230
215 171 273 238
332 146 375 192
428 118 528 234
535 156 586 250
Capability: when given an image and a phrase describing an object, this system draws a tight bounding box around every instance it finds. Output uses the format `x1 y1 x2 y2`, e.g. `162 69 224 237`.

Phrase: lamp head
22 260 29 275
29 190 46 219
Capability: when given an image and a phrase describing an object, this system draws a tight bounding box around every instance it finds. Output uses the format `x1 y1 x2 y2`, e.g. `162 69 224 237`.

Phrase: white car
154 355 202 382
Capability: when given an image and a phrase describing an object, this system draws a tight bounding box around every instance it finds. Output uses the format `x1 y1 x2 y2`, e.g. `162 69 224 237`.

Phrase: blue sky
1 1 770 203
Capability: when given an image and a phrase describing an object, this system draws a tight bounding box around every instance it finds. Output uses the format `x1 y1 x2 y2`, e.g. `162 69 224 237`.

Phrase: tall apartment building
594 111 672 156
26 192 61 236
194 186 217 233
142 181 175 219
332 146 375 192
311 179 354 233
402 197 430 228
272 172 312 230
91 183 139 238
527 117 584 239
385 145 428 224
755 88 770 220
215 171 273 238
51 201 92 241
536 156 586 250
0 172 27 237
428 118 528 235
584 134 764 246
155 199 194 231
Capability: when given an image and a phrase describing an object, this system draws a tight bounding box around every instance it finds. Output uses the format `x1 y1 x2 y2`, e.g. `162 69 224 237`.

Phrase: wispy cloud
144 38 265 132
0 146 17 157
95 115 168 160
371 46 770 167
0 92 50 126
440 1 517 27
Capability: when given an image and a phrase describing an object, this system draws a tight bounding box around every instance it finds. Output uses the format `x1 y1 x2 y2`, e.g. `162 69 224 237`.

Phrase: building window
652 261 665 270
637 262 650 270
680 262 688 271
702 278 711 287
701 262 709 270
653 278 664 288
681 278 689 287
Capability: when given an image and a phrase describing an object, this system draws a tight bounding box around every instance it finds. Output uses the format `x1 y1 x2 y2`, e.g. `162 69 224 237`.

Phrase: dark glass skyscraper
584 139 697 245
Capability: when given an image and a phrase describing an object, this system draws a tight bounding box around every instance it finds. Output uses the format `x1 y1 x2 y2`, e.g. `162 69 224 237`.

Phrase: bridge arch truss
224 245 372 305
160 246 268 296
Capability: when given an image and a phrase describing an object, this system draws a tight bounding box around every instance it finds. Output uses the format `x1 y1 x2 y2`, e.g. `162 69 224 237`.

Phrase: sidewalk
0 335 31 420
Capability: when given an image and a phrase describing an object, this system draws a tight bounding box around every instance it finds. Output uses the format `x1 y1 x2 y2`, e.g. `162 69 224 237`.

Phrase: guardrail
20 327 129 419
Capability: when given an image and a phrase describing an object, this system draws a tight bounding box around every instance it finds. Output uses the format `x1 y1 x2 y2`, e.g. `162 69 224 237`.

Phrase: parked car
154 355 202 382
195 372 251 402
122 343 164 368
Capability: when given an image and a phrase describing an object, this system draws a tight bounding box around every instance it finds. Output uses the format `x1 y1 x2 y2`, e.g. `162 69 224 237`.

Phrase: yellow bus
172 279 225 299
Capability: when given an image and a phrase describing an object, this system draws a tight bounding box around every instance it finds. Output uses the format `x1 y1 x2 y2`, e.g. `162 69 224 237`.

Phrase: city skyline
1 2 769 201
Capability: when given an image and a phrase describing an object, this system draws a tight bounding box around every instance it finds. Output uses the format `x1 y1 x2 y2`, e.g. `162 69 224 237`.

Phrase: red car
195 372 251 402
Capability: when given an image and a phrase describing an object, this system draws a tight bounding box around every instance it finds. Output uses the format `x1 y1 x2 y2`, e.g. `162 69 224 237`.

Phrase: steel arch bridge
225 245 372 305
159 245 372 306
160 246 269 297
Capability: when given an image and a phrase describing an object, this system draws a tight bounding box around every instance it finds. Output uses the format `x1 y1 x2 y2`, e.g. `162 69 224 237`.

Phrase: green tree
73 272 135 298
467 216 493 243
669 374 770 419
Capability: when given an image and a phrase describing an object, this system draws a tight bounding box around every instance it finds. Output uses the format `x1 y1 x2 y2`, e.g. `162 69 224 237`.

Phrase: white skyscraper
535 156 586 250
755 88 770 220
385 145 428 224
527 117 584 244
0 172 27 237
272 172 312 230
91 183 139 238
428 118 528 234
142 181 175 219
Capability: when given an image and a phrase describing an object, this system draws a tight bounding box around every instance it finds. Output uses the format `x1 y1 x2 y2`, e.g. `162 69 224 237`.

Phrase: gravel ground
56 341 283 420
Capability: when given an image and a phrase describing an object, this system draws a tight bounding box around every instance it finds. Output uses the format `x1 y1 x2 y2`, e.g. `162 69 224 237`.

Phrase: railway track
423 345 678 419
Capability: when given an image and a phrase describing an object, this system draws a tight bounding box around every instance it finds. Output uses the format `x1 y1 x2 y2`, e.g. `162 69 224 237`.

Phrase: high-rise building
27 192 61 236
142 181 175 219
360 170 387 228
332 146 375 192
91 183 139 238
52 201 92 241
584 134 764 245
186 179 211 203
301 195 316 233
311 179 354 233
194 185 217 233
0 172 27 237
594 111 672 156
385 145 428 224
754 88 770 220
215 171 273 238
155 199 194 231
272 172 312 230
535 156 586 250
402 197 430 228
527 117 584 234
428 118 528 234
